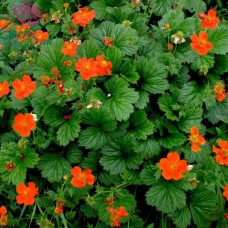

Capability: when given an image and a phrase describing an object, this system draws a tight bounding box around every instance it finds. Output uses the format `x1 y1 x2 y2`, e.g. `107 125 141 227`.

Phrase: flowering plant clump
0 0 228 227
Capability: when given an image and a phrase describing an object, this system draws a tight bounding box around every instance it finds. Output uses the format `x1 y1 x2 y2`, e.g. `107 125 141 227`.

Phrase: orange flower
167 43 174 50
213 82 227 102
15 24 30 33
223 184 228 201
189 126 206 152
54 206 63 214
16 182 38 206
61 41 78 57
212 140 228 166
15 24 31 42
95 55 112 76
12 74 36 100
0 19 12 31
201 9 219 30
75 57 97 80
0 206 8 227
0 81 10 98
71 166 95 188
13 113 36 137
72 8 95 27
190 31 213 56
107 206 128 227
158 152 188 181
34 30 49 45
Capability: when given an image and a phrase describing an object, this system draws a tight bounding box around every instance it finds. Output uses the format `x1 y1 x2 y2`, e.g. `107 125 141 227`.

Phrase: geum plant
0 0 228 227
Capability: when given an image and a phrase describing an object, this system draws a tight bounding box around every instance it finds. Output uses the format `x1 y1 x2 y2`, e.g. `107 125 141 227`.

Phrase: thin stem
17 204 27 226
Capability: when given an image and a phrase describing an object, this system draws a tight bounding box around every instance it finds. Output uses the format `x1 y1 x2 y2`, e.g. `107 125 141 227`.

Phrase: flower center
101 60 107 66
68 45 72 50
84 64 91 70
223 149 228 156
190 135 198 143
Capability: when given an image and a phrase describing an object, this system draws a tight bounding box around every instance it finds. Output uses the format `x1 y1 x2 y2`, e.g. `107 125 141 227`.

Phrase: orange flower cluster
40 75 55 88
0 19 12 31
13 113 36 137
190 31 213 56
12 75 36 100
213 82 227 102
189 126 206 152
106 206 128 227
0 206 8 227
103 36 114 47
16 182 38 206
72 8 95 27
198 9 220 30
0 81 10 98
212 140 228 166
75 56 112 80
15 24 31 42
71 166 95 188
54 200 65 214
158 152 188 181
223 184 228 201
34 30 49 45
61 41 78 57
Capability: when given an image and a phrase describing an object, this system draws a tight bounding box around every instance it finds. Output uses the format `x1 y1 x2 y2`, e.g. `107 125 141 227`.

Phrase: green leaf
150 0 176 16
146 180 186 213
178 81 203 107
38 153 71 182
105 46 122 74
158 92 180 121
43 105 66 127
76 39 100 59
174 18 197 36
128 110 154 140
80 204 98 218
134 91 149 109
191 55 215 71
140 165 160 186
158 53 182 76
91 21 139 56
159 133 187 149
65 144 83 164
79 127 108 149
177 107 203 133
90 0 112 20
170 206 191 228
177 0 207 13
81 107 117 131
10 95 30 110
120 60 139 84
56 111 81 146
159 9 184 29
208 26 228 55
0 143 39 185
81 150 100 171
184 144 211 163
175 42 198 64
100 134 143 175
190 185 217 228
213 55 228 75
104 76 139 121
205 99 228 124
46 24 61 37
135 56 168 94
135 139 161 158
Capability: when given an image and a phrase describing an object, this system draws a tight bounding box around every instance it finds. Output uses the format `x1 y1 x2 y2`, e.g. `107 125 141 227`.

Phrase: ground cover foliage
0 0 228 227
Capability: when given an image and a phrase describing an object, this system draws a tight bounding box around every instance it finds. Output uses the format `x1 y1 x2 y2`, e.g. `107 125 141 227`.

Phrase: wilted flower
87 99 102 109
171 31 186 44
